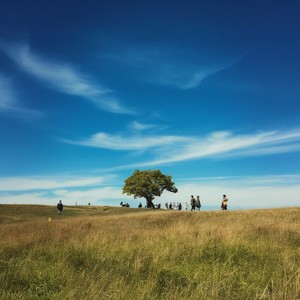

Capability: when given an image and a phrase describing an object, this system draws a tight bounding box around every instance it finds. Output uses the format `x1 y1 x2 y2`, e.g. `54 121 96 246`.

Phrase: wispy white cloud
0 74 16 108
104 45 242 89
128 121 158 131
180 63 236 89
152 129 300 164
0 175 115 191
0 186 128 206
0 192 52 205
64 128 300 169
176 174 300 187
152 61 239 89
0 41 134 114
52 186 124 204
0 73 42 119
63 132 191 151
0 174 123 206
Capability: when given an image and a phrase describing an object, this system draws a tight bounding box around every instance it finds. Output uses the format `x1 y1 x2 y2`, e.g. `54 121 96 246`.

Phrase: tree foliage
122 169 178 208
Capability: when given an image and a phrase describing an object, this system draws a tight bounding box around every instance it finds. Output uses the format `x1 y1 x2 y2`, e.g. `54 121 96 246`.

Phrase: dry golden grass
0 205 299 299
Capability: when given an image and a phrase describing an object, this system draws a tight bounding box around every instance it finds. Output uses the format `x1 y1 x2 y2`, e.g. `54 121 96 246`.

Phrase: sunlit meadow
0 205 299 299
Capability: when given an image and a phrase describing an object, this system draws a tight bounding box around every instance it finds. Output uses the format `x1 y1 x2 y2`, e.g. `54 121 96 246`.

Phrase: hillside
0 204 147 224
0 205 299 299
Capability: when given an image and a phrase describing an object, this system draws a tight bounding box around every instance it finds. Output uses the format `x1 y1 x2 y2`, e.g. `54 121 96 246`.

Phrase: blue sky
0 0 300 209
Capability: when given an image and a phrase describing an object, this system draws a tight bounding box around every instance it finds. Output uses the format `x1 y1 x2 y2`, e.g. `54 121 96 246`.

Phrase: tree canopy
122 169 178 208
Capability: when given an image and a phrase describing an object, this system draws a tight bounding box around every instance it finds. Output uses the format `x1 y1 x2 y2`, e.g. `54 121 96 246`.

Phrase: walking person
221 194 228 210
57 200 63 217
196 196 201 211
190 195 196 211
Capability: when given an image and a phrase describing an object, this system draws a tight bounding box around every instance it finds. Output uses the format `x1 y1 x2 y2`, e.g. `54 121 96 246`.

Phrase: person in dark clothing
190 195 196 211
178 202 182 210
57 200 63 217
196 196 201 211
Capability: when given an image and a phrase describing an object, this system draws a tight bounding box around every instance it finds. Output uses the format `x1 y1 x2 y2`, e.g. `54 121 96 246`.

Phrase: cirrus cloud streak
0 175 115 192
64 128 300 169
0 73 41 119
0 40 134 115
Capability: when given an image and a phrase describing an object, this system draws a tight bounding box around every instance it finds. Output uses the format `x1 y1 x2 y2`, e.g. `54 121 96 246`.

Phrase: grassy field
0 204 299 299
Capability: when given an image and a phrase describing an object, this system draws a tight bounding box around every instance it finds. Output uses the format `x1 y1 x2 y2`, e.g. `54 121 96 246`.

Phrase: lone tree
122 169 178 208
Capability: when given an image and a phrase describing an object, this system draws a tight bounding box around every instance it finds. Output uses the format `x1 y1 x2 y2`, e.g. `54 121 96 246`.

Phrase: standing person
178 202 182 211
221 195 228 210
185 202 189 210
196 196 201 211
190 195 196 211
57 200 63 217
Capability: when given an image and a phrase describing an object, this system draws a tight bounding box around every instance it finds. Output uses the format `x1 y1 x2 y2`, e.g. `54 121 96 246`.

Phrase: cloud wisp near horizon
0 175 116 192
0 173 299 209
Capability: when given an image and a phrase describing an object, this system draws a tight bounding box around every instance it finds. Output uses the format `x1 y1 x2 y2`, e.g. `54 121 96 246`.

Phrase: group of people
164 195 202 211
165 202 183 210
56 194 229 216
164 194 229 211
189 195 202 211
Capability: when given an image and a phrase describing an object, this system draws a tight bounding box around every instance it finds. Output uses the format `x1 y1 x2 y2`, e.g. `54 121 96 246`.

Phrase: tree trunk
146 198 154 208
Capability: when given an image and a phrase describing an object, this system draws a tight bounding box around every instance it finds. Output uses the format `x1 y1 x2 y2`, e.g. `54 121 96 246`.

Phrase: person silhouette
221 195 228 210
57 200 63 217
